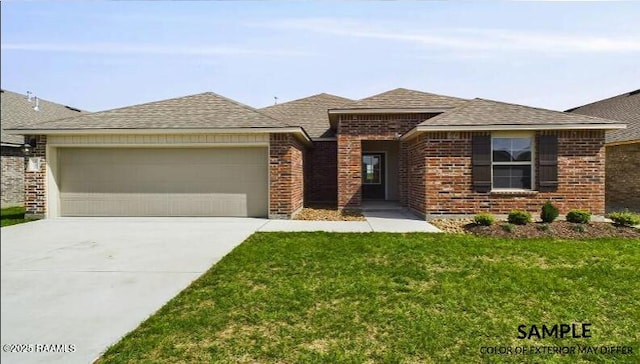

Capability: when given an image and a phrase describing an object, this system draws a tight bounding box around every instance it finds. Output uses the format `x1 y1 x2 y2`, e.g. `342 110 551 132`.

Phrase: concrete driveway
1 217 267 364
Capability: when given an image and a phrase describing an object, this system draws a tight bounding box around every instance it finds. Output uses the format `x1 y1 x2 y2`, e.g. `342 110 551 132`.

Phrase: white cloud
0 42 314 57
254 18 640 53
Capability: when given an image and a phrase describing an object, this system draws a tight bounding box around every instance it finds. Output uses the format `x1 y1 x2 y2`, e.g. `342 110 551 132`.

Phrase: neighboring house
5 88 625 219
1 89 83 208
567 89 640 212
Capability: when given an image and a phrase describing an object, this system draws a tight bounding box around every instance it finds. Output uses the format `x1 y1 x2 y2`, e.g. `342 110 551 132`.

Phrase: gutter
401 123 627 141
3 127 313 145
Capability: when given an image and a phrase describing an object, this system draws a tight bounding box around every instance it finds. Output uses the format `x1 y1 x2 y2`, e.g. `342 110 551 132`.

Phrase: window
362 154 382 184
492 137 533 189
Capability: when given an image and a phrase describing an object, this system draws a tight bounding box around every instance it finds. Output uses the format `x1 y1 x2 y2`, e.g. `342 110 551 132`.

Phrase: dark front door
362 153 385 200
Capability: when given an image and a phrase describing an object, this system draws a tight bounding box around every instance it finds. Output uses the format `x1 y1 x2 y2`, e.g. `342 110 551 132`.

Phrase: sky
1 2 639 113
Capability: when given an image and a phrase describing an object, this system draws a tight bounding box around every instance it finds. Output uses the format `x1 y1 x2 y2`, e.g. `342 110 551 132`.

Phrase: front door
362 153 385 200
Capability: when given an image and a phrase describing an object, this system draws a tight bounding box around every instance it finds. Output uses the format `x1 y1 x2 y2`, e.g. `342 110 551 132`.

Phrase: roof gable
336 88 467 110
11 92 290 131
260 93 352 139
567 90 640 143
416 98 625 129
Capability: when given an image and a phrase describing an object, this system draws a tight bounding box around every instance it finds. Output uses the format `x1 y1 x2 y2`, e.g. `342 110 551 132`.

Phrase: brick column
269 133 305 218
337 134 362 209
24 135 47 218
398 141 408 206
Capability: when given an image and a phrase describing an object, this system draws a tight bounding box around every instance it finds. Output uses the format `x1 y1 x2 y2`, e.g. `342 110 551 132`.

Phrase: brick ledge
490 190 538 196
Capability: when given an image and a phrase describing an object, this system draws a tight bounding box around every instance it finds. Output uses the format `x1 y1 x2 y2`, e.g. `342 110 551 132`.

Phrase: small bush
571 224 586 233
607 211 640 227
508 210 532 225
536 224 550 232
566 210 591 224
540 201 559 223
501 223 515 233
474 213 495 226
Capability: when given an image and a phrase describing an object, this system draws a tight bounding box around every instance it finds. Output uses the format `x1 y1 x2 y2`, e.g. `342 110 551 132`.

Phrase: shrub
501 223 515 233
508 210 532 225
571 224 586 233
566 210 591 224
540 201 559 223
474 213 495 226
607 211 640 227
536 224 550 232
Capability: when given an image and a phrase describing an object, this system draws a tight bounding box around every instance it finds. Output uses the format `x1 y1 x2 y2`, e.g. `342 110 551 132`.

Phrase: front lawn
0 206 33 227
99 233 640 363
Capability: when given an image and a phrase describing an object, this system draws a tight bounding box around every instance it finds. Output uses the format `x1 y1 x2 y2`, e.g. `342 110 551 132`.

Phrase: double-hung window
492 135 533 190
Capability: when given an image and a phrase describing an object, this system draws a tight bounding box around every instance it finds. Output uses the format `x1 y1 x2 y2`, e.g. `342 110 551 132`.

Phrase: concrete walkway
260 209 441 233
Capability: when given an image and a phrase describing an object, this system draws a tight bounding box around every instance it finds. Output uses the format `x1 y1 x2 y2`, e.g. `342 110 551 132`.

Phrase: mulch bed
433 219 640 239
295 204 365 221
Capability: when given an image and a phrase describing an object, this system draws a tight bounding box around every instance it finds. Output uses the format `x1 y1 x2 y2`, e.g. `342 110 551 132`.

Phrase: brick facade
407 134 428 215
269 133 305 218
20 127 609 219
337 113 438 208
1 146 25 208
605 142 640 212
305 141 337 203
24 135 47 217
420 130 605 215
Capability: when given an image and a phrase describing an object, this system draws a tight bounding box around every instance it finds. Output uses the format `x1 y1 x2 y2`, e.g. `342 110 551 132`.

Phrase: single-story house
6 88 626 219
1 89 83 208
567 89 639 213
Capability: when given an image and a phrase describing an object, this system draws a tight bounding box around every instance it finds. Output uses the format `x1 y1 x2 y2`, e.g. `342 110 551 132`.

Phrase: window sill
490 189 538 196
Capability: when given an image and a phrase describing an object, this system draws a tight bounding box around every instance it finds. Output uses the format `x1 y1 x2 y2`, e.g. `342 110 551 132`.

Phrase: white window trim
491 131 535 191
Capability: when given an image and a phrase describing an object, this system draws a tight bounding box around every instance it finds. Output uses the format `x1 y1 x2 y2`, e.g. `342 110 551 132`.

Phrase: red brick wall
605 143 640 212
337 113 438 208
1 147 25 207
407 134 428 216
269 133 305 218
423 130 606 215
305 141 337 203
24 135 47 217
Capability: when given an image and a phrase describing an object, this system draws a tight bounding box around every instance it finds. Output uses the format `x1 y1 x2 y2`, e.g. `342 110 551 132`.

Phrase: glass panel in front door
362 154 381 184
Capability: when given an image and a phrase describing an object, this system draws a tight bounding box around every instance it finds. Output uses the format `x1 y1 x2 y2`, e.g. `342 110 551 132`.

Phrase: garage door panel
58 147 268 217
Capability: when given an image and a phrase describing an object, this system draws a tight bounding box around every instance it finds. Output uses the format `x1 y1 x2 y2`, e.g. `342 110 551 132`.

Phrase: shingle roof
260 93 353 139
566 90 640 143
8 92 291 131
335 88 467 110
1 89 84 145
417 98 624 129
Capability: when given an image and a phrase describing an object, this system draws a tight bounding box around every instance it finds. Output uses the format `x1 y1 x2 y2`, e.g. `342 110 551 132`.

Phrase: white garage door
58 147 268 217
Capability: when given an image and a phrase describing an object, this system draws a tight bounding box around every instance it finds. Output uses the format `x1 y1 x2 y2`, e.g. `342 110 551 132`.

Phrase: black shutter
472 135 492 192
538 135 558 192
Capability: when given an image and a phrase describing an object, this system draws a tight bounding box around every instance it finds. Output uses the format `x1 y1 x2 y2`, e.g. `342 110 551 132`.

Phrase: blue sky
1 2 639 112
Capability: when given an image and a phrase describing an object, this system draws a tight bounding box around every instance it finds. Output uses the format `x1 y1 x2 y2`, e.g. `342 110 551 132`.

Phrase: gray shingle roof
260 93 352 139
418 98 624 128
567 90 640 144
335 88 467 110
1 89 84 145
8 92 290 131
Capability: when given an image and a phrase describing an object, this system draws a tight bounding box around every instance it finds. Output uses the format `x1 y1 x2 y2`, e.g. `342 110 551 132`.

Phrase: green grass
99 233 640 363
0 206 33 227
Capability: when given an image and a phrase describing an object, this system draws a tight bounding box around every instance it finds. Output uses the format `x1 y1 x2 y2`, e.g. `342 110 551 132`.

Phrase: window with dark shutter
492 137 533 189
538 135 558 191
472 135 492 192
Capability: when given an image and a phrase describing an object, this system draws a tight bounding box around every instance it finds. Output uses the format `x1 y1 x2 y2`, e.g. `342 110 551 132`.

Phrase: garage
57 147 268 217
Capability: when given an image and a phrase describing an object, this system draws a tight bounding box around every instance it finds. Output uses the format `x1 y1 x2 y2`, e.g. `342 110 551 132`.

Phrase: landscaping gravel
295 205 365 221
